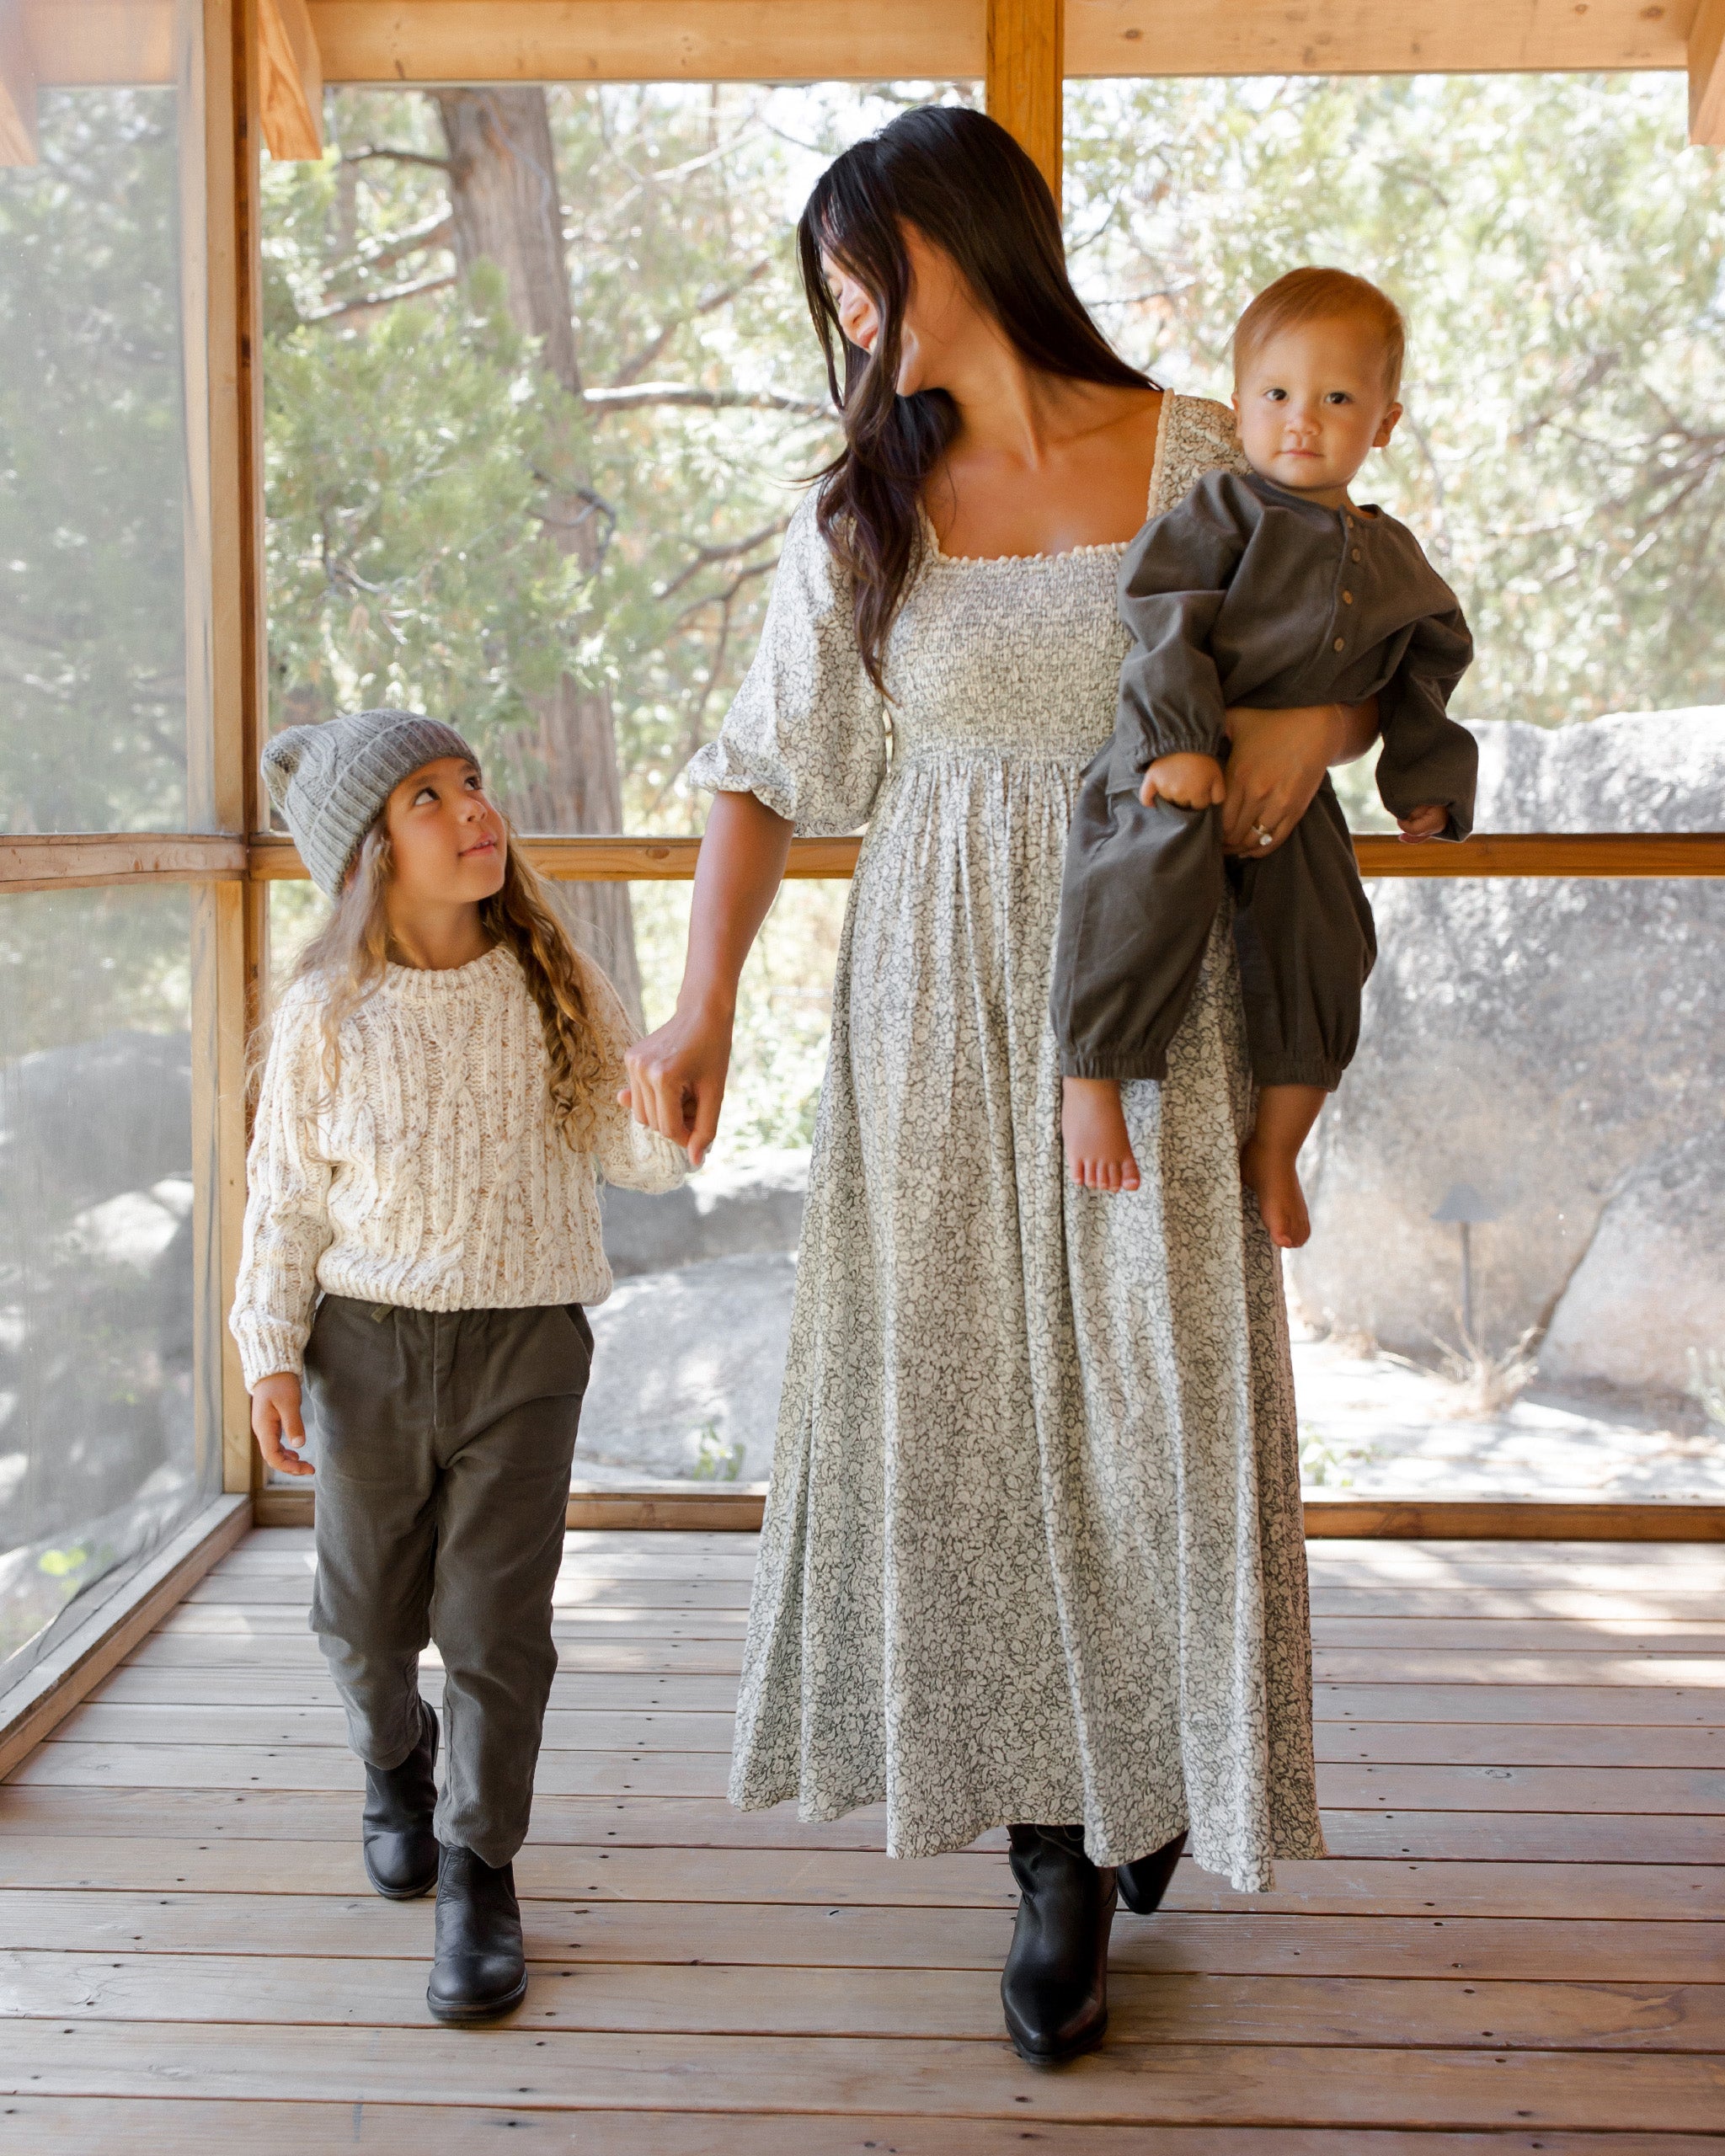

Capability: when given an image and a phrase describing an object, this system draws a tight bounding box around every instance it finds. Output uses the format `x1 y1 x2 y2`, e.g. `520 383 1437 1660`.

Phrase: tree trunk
433 87 643 1024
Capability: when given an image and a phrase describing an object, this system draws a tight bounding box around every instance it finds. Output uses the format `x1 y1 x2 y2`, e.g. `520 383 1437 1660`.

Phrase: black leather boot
1117 1828 1186 1916
426 1843 528 2025
360 1697 439 1900
1000 1822 1117 2065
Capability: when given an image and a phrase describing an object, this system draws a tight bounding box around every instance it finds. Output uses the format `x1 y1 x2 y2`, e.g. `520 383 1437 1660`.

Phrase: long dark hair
798 105 1154 689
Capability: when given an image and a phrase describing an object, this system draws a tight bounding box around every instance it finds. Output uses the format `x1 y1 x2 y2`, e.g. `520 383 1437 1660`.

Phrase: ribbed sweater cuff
232 1314 310 1391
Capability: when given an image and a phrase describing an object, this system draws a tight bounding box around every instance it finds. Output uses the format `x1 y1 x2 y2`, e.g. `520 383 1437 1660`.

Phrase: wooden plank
1315 1722 1725 1769
3 2020 1723 2129
6 1890 1721 1982
7 1741 734 1796
152 1603 749 1639
987 0 1064 200
308 0 986 84
1303 1495 1725 1537
7 1947 1724 2053
15 0 1713 96
1311 1651 1725 1688
5 2107 1717 2156
1320 1763 1725 1814
0 833 248 894
48 1700 1725 1771
1320 1810 1725 1863
1690 0 1725 142
1314 1684 1725 1726
254 1486 774 1529
1068 0 1691 77
93 1661 1725 1729
256 0 321 158
121 1630 741 1664
0 0 39 163
248 830 1725 890
94 1656 741 1707
0 1499 253 1785
299 0 1701 87
2 1826 1720 1918
1311 1620 1725 1652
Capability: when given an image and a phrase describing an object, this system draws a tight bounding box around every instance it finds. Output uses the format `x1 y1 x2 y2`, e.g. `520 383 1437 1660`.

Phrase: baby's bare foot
1241 1132 1311 1248
1062 1077 1140 1193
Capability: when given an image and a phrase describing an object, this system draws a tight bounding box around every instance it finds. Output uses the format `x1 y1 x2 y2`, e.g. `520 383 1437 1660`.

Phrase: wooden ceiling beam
13 1 1701 94
1690 0 1725 141
0 0 40 163
258 0 323 157
1066 0 1691 78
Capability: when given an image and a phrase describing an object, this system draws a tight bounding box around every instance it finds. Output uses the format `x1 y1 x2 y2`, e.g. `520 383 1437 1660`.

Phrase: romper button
1343 590 1354 604
1332 637 1345 651
1352 547 1362 561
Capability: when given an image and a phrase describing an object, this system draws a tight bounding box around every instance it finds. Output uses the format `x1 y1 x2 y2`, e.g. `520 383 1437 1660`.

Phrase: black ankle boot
361 1697 439 1900
427 1844 527 2025
1000 1822 1117 2065
1117 1828 1186 1916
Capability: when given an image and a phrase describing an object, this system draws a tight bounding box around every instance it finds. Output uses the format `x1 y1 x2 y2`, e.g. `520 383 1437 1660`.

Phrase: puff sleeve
683 491 889 835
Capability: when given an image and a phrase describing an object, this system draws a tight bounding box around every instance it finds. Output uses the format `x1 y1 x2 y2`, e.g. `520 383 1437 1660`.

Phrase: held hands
251 1372 313 1477
1395 804 1449 842
622 1000 735 1169
1140 751 1227 812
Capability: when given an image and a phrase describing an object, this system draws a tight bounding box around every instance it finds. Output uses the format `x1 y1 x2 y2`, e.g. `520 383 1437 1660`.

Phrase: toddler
1053 267 1477 1245
231 707 685 2024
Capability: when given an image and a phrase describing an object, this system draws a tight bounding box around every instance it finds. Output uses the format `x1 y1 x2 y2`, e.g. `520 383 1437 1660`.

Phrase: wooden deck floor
1 1530 1722 2152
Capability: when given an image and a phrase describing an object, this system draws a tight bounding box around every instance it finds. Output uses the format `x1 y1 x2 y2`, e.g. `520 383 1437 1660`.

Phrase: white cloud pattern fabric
686 394 1324 1891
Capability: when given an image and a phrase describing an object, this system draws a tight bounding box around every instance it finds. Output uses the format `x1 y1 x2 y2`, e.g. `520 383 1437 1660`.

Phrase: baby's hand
1396 804 1450 843
1140 752 1226 811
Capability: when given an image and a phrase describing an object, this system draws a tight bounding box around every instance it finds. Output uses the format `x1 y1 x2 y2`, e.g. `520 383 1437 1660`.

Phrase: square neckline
921 389 1173 568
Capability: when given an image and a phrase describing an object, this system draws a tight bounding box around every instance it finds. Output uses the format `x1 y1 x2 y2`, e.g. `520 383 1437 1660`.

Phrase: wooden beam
307 0 985 85
20 0 1701 90
986 0 1063 201
1065 0 1691 77
244 830 1725 884
0 833 248 894
0 0 39 163
1690 0 1725 143
254 1487 1725 1539
257 0 321 158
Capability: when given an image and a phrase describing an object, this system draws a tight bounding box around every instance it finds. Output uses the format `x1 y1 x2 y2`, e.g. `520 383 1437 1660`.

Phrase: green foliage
265 267 594 745
1066 73 1725 734
0 89 193 833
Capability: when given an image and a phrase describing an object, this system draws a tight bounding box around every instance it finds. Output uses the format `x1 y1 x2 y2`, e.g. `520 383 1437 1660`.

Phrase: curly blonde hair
286 814 611 1149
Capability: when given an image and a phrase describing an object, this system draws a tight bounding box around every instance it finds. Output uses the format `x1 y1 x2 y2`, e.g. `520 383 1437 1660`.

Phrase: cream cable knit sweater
229 945 686 1389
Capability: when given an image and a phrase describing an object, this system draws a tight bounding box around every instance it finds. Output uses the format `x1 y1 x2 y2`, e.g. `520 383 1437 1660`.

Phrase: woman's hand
622 790 793 1170
1220 699 1379 857
623 1001 736 1170
251 1372 313 1478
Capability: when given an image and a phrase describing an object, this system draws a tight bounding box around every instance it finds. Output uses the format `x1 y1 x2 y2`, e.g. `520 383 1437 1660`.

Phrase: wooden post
195 0 266 1498
985 0 1064 206
257 0 322 158
1691 0 1725 144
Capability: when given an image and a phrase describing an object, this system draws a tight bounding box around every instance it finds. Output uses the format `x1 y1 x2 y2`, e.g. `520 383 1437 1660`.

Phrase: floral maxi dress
686 393 1325 1892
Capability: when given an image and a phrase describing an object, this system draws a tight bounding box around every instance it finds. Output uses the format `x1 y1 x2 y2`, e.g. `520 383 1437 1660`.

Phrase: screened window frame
2 0 1722 1538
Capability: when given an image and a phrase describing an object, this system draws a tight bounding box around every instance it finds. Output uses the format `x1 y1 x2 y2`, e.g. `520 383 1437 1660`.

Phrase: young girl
230 707 685 2025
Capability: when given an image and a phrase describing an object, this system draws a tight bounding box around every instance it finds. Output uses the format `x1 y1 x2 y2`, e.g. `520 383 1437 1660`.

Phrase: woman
627 107 1365 2063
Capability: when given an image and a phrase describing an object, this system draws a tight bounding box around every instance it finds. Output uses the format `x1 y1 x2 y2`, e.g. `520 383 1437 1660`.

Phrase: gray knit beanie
262 708 478 896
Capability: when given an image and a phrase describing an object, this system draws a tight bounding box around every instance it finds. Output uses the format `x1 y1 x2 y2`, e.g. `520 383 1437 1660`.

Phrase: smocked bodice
684 392 1249 835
